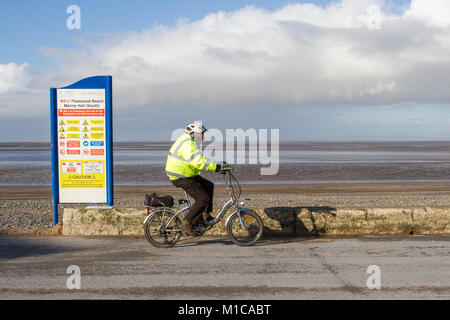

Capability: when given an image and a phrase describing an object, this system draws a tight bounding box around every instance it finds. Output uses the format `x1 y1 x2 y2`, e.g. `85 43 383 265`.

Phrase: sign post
50 76 113 225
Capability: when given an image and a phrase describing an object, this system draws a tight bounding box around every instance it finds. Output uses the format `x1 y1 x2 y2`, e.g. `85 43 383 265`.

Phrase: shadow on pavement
175 235 327 247
176 237 233 247
175 205 338 247
0 237 81 261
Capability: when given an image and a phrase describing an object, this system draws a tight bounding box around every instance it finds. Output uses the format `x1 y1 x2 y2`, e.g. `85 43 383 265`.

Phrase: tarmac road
0 235 449 300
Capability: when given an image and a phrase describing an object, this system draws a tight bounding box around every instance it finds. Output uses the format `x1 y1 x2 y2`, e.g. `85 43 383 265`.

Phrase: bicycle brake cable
230 171 241 199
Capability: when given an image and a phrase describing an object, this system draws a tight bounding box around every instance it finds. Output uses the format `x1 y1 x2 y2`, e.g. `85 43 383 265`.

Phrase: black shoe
202 212 215 223
192 222 206 236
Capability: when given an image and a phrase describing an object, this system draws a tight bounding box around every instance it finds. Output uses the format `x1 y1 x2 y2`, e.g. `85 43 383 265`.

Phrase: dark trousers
171 175 214 226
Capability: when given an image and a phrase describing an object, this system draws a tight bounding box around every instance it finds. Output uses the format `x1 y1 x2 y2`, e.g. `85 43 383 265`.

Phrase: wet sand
2 141 450 185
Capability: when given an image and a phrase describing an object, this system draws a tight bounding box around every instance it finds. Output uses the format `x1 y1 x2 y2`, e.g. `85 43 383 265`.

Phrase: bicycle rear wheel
144 209 182 248
227 209 263 246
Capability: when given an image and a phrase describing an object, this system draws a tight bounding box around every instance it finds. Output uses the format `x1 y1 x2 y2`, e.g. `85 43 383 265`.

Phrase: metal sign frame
50 76 113 225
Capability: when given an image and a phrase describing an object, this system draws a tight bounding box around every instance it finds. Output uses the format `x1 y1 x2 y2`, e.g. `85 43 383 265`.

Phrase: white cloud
0 63 31 94
2 0 450 118
404 0 450 27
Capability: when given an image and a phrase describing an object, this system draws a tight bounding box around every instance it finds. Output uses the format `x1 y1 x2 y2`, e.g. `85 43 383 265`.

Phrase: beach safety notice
59 161 105 188
56 88 107 202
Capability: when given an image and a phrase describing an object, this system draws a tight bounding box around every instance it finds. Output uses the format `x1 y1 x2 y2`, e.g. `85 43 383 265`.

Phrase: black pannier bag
145 193 174 207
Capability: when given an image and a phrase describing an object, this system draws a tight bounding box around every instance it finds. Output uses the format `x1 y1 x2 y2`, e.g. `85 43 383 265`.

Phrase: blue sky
0 0 315 66
1 0 450 142
0 0 410 66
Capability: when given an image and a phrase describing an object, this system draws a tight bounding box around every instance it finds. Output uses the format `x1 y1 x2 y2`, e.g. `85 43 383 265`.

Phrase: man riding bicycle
165 122 231 236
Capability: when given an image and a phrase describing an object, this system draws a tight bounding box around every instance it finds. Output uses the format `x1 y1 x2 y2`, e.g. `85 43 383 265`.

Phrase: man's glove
220 162 234 173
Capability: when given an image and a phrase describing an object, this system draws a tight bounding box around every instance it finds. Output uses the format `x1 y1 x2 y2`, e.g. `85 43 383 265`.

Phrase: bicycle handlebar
220 168 233 174
220 162 234 174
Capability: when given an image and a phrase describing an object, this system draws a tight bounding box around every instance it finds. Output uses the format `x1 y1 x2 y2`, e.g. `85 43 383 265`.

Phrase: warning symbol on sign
82 120 89 126
60 134 66 139
83 127 89 132
59 127 65 132
59 120 65 126
83 134 89 139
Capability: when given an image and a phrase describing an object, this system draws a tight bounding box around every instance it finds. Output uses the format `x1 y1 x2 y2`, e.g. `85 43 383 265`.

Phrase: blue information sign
50 76 114 225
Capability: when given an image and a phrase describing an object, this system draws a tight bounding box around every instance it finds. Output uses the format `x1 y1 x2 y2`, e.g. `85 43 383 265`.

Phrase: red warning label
67 141 80 148
90 149 104 156
67 167 77 173
58 109 105 117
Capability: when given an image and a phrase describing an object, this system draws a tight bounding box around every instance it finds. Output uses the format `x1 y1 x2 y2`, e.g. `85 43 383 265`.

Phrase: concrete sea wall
63 206 450 236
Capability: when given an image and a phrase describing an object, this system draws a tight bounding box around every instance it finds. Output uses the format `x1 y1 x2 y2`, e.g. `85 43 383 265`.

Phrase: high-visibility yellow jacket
165 133 217 180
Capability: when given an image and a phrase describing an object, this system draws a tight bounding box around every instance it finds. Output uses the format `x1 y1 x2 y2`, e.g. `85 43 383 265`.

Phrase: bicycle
143 168 264 247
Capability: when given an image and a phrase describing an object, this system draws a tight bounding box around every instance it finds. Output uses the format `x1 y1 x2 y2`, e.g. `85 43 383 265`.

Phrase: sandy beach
1 182 449 236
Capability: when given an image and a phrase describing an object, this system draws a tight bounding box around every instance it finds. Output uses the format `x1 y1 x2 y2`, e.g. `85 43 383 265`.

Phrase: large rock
296 208 370 236
364 208 413 235
410 207 450 234
63 207 146 236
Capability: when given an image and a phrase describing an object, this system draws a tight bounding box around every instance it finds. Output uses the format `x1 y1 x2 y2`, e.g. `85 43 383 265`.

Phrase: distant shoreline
2 140 450 144
2 140 450 152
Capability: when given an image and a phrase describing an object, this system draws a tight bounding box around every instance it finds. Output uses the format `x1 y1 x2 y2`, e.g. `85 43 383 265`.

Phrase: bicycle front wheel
144 208 182 248
227 209 263 246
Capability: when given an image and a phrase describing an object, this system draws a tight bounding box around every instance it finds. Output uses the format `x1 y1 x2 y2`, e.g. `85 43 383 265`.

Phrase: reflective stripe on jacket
165 133 217 180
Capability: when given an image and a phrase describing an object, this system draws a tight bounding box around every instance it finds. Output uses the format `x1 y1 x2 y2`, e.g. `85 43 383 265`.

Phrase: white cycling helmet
185 121 207 135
